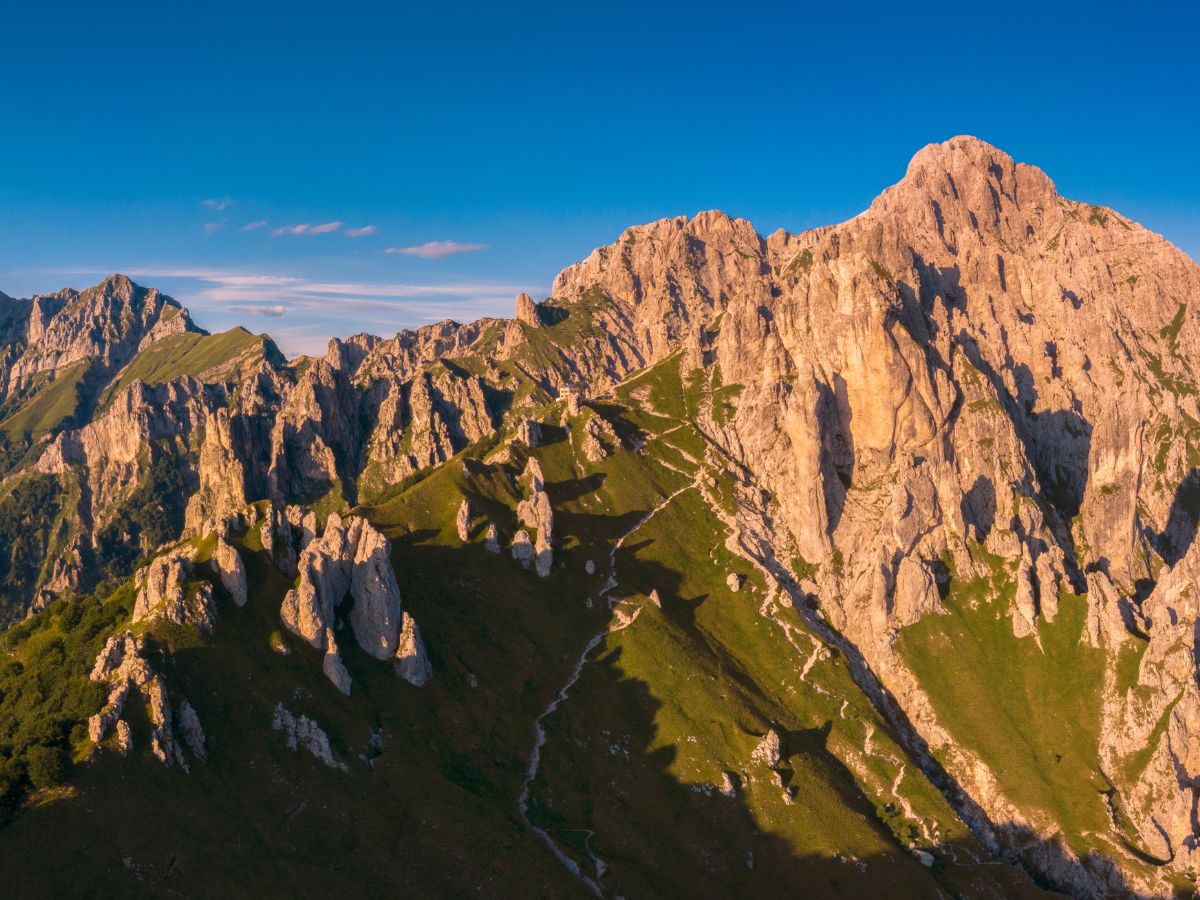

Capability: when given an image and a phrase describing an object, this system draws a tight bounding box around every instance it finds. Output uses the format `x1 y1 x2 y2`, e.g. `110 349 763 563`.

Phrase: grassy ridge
96 328 265 409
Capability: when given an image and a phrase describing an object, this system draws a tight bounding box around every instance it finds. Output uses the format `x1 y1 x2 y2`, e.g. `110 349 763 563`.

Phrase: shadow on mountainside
1150 468 1200 566
523 610 1076 899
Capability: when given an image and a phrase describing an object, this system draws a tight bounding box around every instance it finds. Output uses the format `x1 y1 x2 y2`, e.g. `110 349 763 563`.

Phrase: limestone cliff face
88 630 206 771
0 274 200 400
280 512 424 691
533 136 1200 893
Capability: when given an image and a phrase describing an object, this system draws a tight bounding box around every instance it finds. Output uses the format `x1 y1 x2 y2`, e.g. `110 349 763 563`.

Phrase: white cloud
272 221 343 236
203 223 222 234
229 304 287 317
202 198 233 211
241 220 269 231
385 240 489 259
345 225 377 238
271 223 311 236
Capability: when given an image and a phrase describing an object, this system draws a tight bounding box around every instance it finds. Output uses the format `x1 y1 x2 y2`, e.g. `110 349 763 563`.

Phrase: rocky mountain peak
861 135 1066 262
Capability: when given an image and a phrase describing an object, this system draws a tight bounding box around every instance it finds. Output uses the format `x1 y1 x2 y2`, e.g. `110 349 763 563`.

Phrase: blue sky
1 0 1196 356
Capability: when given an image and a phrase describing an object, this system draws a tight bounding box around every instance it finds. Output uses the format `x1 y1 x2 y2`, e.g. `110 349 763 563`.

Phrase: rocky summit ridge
0 136 1197 897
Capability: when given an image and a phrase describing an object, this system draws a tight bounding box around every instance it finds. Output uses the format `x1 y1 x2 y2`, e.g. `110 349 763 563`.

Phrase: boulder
752 728 783 768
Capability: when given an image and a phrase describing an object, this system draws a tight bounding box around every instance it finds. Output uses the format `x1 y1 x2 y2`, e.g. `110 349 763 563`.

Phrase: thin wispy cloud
386 240 489 259
272 221 343 236
203 223 222 234
229 304 287 317
241 220 269 231
201 198 234 211
345 225 377 238
271 223 311 236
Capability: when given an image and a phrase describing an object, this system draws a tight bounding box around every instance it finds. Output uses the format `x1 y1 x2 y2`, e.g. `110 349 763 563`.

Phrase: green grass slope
96 327 269 410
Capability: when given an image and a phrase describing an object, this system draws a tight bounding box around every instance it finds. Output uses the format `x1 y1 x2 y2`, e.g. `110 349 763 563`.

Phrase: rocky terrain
0 136 1196 897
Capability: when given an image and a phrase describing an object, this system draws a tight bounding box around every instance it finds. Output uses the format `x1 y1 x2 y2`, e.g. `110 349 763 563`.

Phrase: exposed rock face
322 628 352 695
349 519 404 660
88 631 203 770
511 530 534 568
272 702 348 771
211 537 247 606
752 729 783 769
515 292 540 327
280 513 422 690
517 457 553 577
561 385 582 417
184 408 248 535
726 573 743 593
484 522 500 554
582 413 618 462
280 513 354 648
455 498 472 542
517 418 542 449
132 553 217 633
176 699 208 761
395 611 431 686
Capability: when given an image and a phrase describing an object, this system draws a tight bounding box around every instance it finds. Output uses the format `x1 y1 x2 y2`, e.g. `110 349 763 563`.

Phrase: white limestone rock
348 519 403 660
752 728 783 769
322 628 352 695
212 536 247 607
272 703 348 771
455 498 472 542
511 530 534 568
177 699 207 761
395 611 432 686
132 553 217 633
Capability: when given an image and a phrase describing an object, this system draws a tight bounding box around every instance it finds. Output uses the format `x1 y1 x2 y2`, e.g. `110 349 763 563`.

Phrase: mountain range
0 136 1197 898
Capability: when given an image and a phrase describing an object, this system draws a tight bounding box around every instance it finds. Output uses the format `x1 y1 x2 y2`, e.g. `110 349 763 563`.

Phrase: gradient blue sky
1 0 1196 355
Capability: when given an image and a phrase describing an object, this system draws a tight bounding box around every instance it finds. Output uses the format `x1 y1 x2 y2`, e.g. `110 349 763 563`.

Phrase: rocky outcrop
395 611 431 686
131 553 217 633
581 413 618 462
517 457 553 577
349 519 404 660
211 537 247 606
511 530 534 568
455 498 472 542
515 292 540 327
517 418 541 449
484 522 500 554
280 513 423 690
751 729 783 769
184 408 248 535
271 703 348 771
322 628 352 695
87 631 204 770
176 699 208 761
